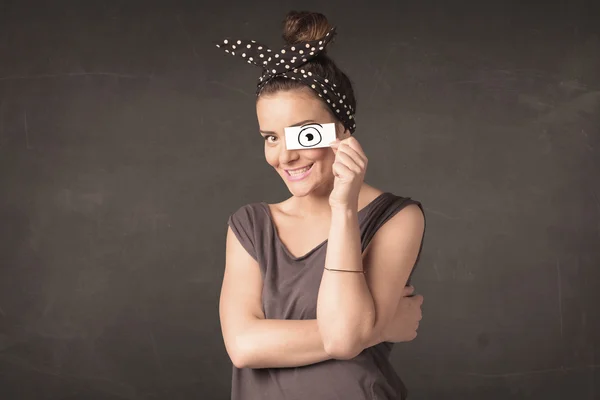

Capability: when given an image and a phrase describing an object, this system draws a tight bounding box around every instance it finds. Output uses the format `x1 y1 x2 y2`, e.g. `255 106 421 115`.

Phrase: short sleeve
227 205 258 261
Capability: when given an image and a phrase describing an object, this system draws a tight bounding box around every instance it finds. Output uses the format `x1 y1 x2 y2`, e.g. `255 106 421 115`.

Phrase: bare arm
317 203 425 359
220 226 382 369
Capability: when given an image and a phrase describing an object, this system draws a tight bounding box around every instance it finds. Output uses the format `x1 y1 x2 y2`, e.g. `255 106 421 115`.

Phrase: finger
341 137 366 160
335 150 363 174
332 160 353 179
403 286 415 296
337 141 367 167
412 294 424 305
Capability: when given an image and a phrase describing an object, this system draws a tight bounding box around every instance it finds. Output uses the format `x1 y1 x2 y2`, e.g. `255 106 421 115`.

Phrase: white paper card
284 123 337 150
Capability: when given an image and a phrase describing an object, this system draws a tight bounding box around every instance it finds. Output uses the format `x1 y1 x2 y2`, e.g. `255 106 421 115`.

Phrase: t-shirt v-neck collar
260 192 389 261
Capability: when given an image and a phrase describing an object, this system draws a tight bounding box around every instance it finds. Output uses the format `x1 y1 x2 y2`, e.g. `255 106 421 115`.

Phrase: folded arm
220 226 384 369
317 203 425 359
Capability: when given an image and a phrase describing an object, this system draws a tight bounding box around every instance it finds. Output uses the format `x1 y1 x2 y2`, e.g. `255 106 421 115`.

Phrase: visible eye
263 135 277 143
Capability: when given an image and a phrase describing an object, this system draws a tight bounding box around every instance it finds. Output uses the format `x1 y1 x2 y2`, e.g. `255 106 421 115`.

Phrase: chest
270 211 331 259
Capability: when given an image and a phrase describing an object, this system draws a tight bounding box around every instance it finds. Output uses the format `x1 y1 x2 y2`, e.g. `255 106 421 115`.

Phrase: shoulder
367 192 425 247
229 201 266 221
362 194 425 270
381 199 424 233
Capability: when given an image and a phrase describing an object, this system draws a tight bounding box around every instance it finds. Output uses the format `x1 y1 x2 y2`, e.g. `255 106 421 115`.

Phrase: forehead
256 89 333 130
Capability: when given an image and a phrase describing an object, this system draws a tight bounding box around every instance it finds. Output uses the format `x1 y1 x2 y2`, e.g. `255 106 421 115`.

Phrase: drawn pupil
298 126 322 147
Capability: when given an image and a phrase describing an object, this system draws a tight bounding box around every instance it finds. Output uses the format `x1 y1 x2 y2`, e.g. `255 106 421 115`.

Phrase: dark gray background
1 0 599 399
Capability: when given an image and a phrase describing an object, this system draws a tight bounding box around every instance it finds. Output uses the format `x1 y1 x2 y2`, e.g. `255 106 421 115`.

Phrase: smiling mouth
285 163 314 176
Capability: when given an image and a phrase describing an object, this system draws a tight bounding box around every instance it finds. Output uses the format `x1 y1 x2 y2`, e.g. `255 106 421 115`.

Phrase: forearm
317 207 378 358
234 318 330 369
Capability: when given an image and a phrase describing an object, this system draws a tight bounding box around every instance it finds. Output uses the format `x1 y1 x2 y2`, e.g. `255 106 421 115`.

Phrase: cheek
264 147 279 167
305 148 333 163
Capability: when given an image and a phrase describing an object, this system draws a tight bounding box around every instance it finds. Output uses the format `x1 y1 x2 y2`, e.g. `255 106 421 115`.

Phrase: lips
284 163 314 181
285 164 314 174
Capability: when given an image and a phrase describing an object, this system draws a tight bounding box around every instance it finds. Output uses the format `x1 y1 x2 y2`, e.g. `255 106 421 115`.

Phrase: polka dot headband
215 27 356 134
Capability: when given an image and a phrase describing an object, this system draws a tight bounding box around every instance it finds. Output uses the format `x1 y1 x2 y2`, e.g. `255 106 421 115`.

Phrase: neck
287 182 370 218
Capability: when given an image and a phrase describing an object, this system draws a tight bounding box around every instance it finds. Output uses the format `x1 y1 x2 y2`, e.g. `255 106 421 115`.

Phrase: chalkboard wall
1 1 599 399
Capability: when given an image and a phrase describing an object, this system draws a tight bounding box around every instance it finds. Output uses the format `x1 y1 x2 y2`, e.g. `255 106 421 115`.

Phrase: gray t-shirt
227 192 425 400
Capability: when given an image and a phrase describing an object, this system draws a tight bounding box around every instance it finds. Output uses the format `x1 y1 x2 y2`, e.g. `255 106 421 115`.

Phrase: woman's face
256 87 349 198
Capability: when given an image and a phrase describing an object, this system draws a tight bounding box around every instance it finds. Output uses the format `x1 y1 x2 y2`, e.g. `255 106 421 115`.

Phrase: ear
335 121 350 139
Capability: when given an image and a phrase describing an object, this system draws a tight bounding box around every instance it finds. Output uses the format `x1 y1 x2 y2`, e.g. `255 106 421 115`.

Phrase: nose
278 145 299 165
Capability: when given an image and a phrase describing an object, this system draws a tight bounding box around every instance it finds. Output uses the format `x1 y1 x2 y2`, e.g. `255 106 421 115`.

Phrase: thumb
403 285 415 296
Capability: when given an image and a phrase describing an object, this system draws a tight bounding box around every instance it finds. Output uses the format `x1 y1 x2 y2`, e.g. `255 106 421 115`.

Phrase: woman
217 11 426 400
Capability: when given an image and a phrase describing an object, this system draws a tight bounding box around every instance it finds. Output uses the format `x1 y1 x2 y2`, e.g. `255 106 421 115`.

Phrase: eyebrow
259 120 317 135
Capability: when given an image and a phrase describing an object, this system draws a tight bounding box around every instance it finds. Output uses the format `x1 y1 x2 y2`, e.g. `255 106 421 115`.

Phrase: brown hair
258 11 357 130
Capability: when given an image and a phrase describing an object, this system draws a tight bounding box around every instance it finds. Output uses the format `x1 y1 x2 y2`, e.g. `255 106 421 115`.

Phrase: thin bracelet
324 267 366 274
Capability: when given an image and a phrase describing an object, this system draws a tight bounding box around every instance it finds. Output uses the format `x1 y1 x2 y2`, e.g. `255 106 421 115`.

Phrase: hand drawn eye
298 124 323 148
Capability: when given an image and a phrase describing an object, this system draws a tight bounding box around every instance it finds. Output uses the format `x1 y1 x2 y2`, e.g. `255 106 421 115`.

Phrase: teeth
288 165 312 176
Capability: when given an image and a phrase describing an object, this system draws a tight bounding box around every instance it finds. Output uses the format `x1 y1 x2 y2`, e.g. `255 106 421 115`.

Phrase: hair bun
282 11 333 49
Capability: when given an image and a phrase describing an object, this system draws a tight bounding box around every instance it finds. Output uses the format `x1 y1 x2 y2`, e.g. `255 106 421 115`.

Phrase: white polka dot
336 109 340 113
319 47 323 50
285 65 290 69
343 95 346 99
268 57 272 61
225 49 229 53
311 47 315 51
281 49 286 53
324 79 329 83
327 99 331 103
339 99 343 103
309 52 314 55
275 54 279 58
291 46 295 51
311 84 316 88
324 90 327 93
258 46 263 50
249 57 253 61
237 40 241 44
242 53 246 57
299 50 304 54
305 43 310 48
272 69 276 73
302 58 307 62
319 41 323 45
232 45 236 49
303 75 307 78
347 111 350 115
247 44 251 48
231 51 235 55
349 116 353 119
251 40 256 43
260 54 264 58
308 72 312 76
224 40 228 44
216 44 220 48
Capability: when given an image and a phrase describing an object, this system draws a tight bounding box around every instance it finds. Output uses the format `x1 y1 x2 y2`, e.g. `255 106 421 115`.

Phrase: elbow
322 335 364 360
230 351 248 369
322 324 382 360
227 335 252 369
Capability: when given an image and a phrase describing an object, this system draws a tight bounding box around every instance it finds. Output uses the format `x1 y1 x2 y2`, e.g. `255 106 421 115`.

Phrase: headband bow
215 27 356 133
